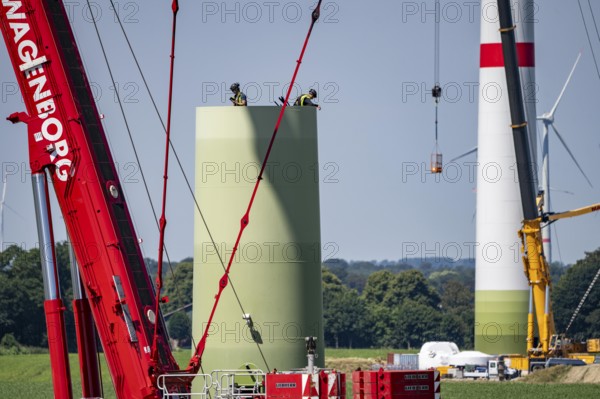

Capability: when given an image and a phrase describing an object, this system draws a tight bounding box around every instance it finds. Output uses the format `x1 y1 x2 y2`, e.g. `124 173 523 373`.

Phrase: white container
418 342 460 370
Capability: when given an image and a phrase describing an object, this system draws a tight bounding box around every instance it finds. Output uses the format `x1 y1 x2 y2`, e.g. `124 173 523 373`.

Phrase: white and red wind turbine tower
475 0 538 355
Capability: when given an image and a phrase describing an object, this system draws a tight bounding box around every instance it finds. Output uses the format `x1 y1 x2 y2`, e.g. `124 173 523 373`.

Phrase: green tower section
192 106 324 375
474 290 529 354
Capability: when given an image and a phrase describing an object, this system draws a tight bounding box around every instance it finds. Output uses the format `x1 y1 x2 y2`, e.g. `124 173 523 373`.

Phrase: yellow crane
496 0 599 371
519 198 600 361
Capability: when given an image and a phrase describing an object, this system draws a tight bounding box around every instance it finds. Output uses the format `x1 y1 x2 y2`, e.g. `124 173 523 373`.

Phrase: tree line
321 253 598 349
0 243 598 352
0 243 192 353
322 266 474 349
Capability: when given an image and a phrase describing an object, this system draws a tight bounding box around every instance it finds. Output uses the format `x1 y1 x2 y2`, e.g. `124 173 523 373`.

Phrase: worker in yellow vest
294 89 320 110
229 82 247 106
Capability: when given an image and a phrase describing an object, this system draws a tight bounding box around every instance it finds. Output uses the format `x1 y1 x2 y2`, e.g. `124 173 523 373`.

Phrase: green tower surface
192 106 325 379
474 290 529 355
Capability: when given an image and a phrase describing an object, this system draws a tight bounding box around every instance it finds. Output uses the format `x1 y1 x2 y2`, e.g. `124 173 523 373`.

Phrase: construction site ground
0 352 599 398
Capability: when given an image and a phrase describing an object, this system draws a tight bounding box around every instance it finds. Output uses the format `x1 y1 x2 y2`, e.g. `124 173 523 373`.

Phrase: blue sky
0 1 598 266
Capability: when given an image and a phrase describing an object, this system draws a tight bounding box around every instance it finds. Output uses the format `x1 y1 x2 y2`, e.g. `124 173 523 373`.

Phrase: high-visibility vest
235 92 244 105
299 94 310 106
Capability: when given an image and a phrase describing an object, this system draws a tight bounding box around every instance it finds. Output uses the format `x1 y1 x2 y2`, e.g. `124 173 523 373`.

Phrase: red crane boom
0 1 187 397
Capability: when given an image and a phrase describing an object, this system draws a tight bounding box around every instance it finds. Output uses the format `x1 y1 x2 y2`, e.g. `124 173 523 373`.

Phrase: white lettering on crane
17 39 37 63
2 0 70 181
55 158 72 181
9 22 28 42
41 118 63 142
29 75 50 102
3 1 25 19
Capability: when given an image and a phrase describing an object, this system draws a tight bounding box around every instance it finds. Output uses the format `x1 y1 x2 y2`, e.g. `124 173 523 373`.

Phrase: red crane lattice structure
0 1 186 397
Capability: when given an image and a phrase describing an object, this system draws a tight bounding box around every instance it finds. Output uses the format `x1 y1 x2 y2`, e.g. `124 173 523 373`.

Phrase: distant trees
322 270 370 348
439 280 474 348
553 248 600 339
168 312 192 348
2 243 598 352
162 260 194 315
323 265 473 350
362 270 396 305
0 243 192 351
0 245 55 349
320 249 600 350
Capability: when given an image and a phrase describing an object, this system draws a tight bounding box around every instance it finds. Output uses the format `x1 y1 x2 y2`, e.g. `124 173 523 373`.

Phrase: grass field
442 380 600 398
1 350 599 398
325 348 414 359
0 352 191 399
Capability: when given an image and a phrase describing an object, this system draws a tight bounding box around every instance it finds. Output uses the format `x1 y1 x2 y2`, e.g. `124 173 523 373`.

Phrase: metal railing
158 369 266 399
157 373 213 398
212 369 266 399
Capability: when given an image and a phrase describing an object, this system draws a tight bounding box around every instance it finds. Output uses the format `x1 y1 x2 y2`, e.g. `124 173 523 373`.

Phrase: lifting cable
564 264 600 334
151 0 179 363
83 0 179 276
187 0 324 374
578 0 600 81
106 0 253 357
589 0 600 44
433 0 441 119
430 0 442 173
559 0 600 336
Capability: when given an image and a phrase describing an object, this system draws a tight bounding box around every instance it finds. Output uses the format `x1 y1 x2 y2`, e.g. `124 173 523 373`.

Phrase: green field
1 351 599 398
325 348 415 359
442 380 600 398
0 352 191 399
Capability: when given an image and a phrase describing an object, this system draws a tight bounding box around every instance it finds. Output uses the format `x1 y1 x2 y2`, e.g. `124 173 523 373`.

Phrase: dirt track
520 364 600 384
325 357 600 384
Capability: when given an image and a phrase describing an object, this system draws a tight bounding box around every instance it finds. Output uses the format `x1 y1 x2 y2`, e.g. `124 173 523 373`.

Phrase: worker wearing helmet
229 82 247 106
294 89 321 110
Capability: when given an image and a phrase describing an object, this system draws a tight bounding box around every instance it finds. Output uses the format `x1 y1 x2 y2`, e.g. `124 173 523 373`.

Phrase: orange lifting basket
430 152 443 174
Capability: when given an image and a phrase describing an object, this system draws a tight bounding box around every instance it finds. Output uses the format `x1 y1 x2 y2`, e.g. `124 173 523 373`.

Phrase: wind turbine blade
1 174 6 205
549 52 582 117
551 123 594 188
449 146 477 163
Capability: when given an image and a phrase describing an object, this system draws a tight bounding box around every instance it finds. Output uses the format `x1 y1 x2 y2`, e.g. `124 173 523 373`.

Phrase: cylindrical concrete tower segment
475 0 538 355
192 106 324 377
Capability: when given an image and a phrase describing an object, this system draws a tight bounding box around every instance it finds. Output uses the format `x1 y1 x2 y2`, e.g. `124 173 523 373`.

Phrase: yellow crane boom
519 201 600 358
496 0 599 368
545 203 600 222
